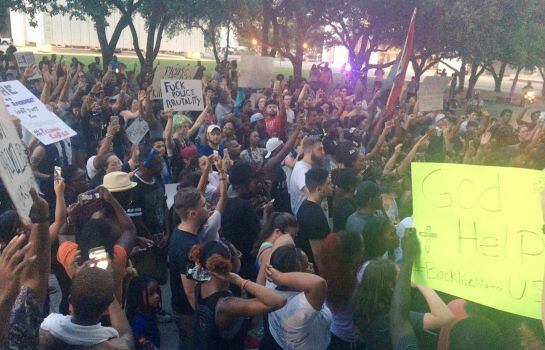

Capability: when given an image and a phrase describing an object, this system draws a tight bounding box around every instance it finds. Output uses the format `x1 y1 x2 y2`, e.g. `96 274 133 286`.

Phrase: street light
251 38 258 46
302 42 308 49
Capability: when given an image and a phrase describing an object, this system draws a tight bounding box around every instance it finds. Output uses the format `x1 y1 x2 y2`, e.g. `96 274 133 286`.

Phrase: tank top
255 242 274 270
194 284 245 350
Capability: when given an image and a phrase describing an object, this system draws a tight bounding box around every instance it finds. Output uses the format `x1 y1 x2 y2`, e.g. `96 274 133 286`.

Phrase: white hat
207 124 221 133
265 137 284 159
434 113 446 124
250 113 265 123
102 171 137 192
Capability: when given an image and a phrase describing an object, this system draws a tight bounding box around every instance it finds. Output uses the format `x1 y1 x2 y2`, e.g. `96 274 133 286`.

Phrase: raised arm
22 188 51 304
298 84 309 105
215 156 228 214
92 122 119 170
30 145 51 180
58 69 73 103
396 134 429 176
383 144 403 176
390 228 420 350
49 177 67 244
215 272 286 326
188 105 210 137
266 266 327 311
263 118 303 174
416 285 454 329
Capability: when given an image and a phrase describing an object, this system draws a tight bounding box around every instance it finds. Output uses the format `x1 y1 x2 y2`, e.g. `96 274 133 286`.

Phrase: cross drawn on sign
419 226 438 253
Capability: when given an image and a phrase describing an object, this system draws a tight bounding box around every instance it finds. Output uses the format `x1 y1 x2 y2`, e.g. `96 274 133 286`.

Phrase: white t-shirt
288 160 312 215
285 109 295 124
86 156 99 179
268 290 332 350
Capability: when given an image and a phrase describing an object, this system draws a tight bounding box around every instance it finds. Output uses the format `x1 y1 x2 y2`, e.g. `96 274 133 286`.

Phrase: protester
1 48 544 350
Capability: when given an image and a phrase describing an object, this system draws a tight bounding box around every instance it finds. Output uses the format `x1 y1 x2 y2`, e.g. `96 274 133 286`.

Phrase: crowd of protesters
0 44 545 350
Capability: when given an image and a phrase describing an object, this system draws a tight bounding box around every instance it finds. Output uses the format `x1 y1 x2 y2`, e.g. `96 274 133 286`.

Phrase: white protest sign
151 65 198 100
14 52 42 81
125 117 150 145
166 183 179 209
238 55 274 89
0 80 77 145
0 96 38 224
161 79 204 112
418 76 451 112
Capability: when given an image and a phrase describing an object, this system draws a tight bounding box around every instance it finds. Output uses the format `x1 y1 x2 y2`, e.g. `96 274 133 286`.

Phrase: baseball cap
207 124 221 133
265 138 284 159
250 113 264 123
434 113 446 124
353 180 382 206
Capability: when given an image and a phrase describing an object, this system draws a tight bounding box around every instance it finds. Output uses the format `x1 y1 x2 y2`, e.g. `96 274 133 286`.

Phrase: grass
35 53 306 80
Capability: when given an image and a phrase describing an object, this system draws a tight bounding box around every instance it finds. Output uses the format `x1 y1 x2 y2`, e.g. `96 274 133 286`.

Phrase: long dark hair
354 258 397 323
125 275 161 322
362 216 392 261
251 212 298 256
76 219 115 262
319 231 363 311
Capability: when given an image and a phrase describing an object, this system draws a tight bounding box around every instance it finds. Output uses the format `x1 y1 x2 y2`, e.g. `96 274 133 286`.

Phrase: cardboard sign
161 79 204 112
238 55 274 89
411 162 545 319
14 52 42 81
418 76 450 112
125 117 150 145
0 96 38 224
151 65 198 100
0 81 76 145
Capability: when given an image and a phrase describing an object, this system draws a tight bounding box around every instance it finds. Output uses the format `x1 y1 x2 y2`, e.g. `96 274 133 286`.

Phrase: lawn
35 53 305 80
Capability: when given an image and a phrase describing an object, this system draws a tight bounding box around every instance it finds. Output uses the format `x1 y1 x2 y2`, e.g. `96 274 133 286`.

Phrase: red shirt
265 114 285 137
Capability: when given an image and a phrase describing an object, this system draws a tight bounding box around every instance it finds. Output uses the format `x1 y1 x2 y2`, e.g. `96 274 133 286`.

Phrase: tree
118 0 183 82
321 0 416 76
54 0 144 69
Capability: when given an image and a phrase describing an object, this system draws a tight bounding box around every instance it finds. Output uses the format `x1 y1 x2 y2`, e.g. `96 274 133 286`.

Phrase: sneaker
156 309 172 323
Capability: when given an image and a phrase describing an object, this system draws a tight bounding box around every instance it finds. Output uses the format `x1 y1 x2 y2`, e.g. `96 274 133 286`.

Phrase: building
10 9 205 58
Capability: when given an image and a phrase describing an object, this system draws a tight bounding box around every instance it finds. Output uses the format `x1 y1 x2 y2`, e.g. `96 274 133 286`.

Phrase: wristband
241 279 249 290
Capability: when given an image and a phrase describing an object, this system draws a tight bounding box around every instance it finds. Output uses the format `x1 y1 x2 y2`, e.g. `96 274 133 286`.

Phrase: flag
384 8 416 116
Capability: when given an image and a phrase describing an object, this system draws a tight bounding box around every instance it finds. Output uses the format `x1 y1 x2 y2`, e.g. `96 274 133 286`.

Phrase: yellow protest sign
411 162 545 319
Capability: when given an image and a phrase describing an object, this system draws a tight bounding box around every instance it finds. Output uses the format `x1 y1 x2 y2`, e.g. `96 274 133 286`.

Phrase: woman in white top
260 242 332 350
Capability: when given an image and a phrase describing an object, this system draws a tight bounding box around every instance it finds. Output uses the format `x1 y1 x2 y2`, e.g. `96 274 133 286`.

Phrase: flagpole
384 8 417 117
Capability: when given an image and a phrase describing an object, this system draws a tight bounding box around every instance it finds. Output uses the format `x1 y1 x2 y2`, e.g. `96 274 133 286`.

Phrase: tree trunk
539 68 545 97
457 59 466 93
292 45 304 81
223 24 231 62
466 63 485 99
492 61 507 92
411 57 423 83
509 66 523 98
261 1 271 56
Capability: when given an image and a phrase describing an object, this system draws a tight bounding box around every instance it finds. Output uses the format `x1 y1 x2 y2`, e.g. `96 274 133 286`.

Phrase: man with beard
199 124 224 157
288 136 326 215
264 99 284 138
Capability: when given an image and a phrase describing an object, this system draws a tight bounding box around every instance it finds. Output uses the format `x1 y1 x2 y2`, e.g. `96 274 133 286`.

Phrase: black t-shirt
131 174 165 235
333 197 356 232
168 227 199 315
295 200 330 268
263 160 291 214
221 197 259 279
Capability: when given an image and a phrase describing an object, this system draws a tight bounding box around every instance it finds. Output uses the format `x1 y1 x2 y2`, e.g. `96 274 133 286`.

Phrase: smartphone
89 246 109 270
213 150 219 160
77 188 100 205
115 68 119 74
54 166 62 179
110 115 119 124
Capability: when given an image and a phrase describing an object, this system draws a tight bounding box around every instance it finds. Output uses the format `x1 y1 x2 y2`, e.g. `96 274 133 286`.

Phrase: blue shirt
131 312 160 349
199 144 224 157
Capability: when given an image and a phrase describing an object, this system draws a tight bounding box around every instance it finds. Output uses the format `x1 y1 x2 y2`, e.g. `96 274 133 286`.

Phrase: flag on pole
384 8 416 116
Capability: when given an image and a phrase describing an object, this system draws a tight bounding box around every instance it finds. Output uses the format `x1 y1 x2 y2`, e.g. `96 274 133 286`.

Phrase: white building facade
10 9 205 58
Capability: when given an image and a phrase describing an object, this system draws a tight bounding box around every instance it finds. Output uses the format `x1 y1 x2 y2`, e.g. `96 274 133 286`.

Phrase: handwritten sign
0 96 37 224
125 117 150 145
0 80 76 145
418 76 450 112
151 65 198 100
14 52 42 81
412 162 545 319
161 79 204 112
238 56 274 89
